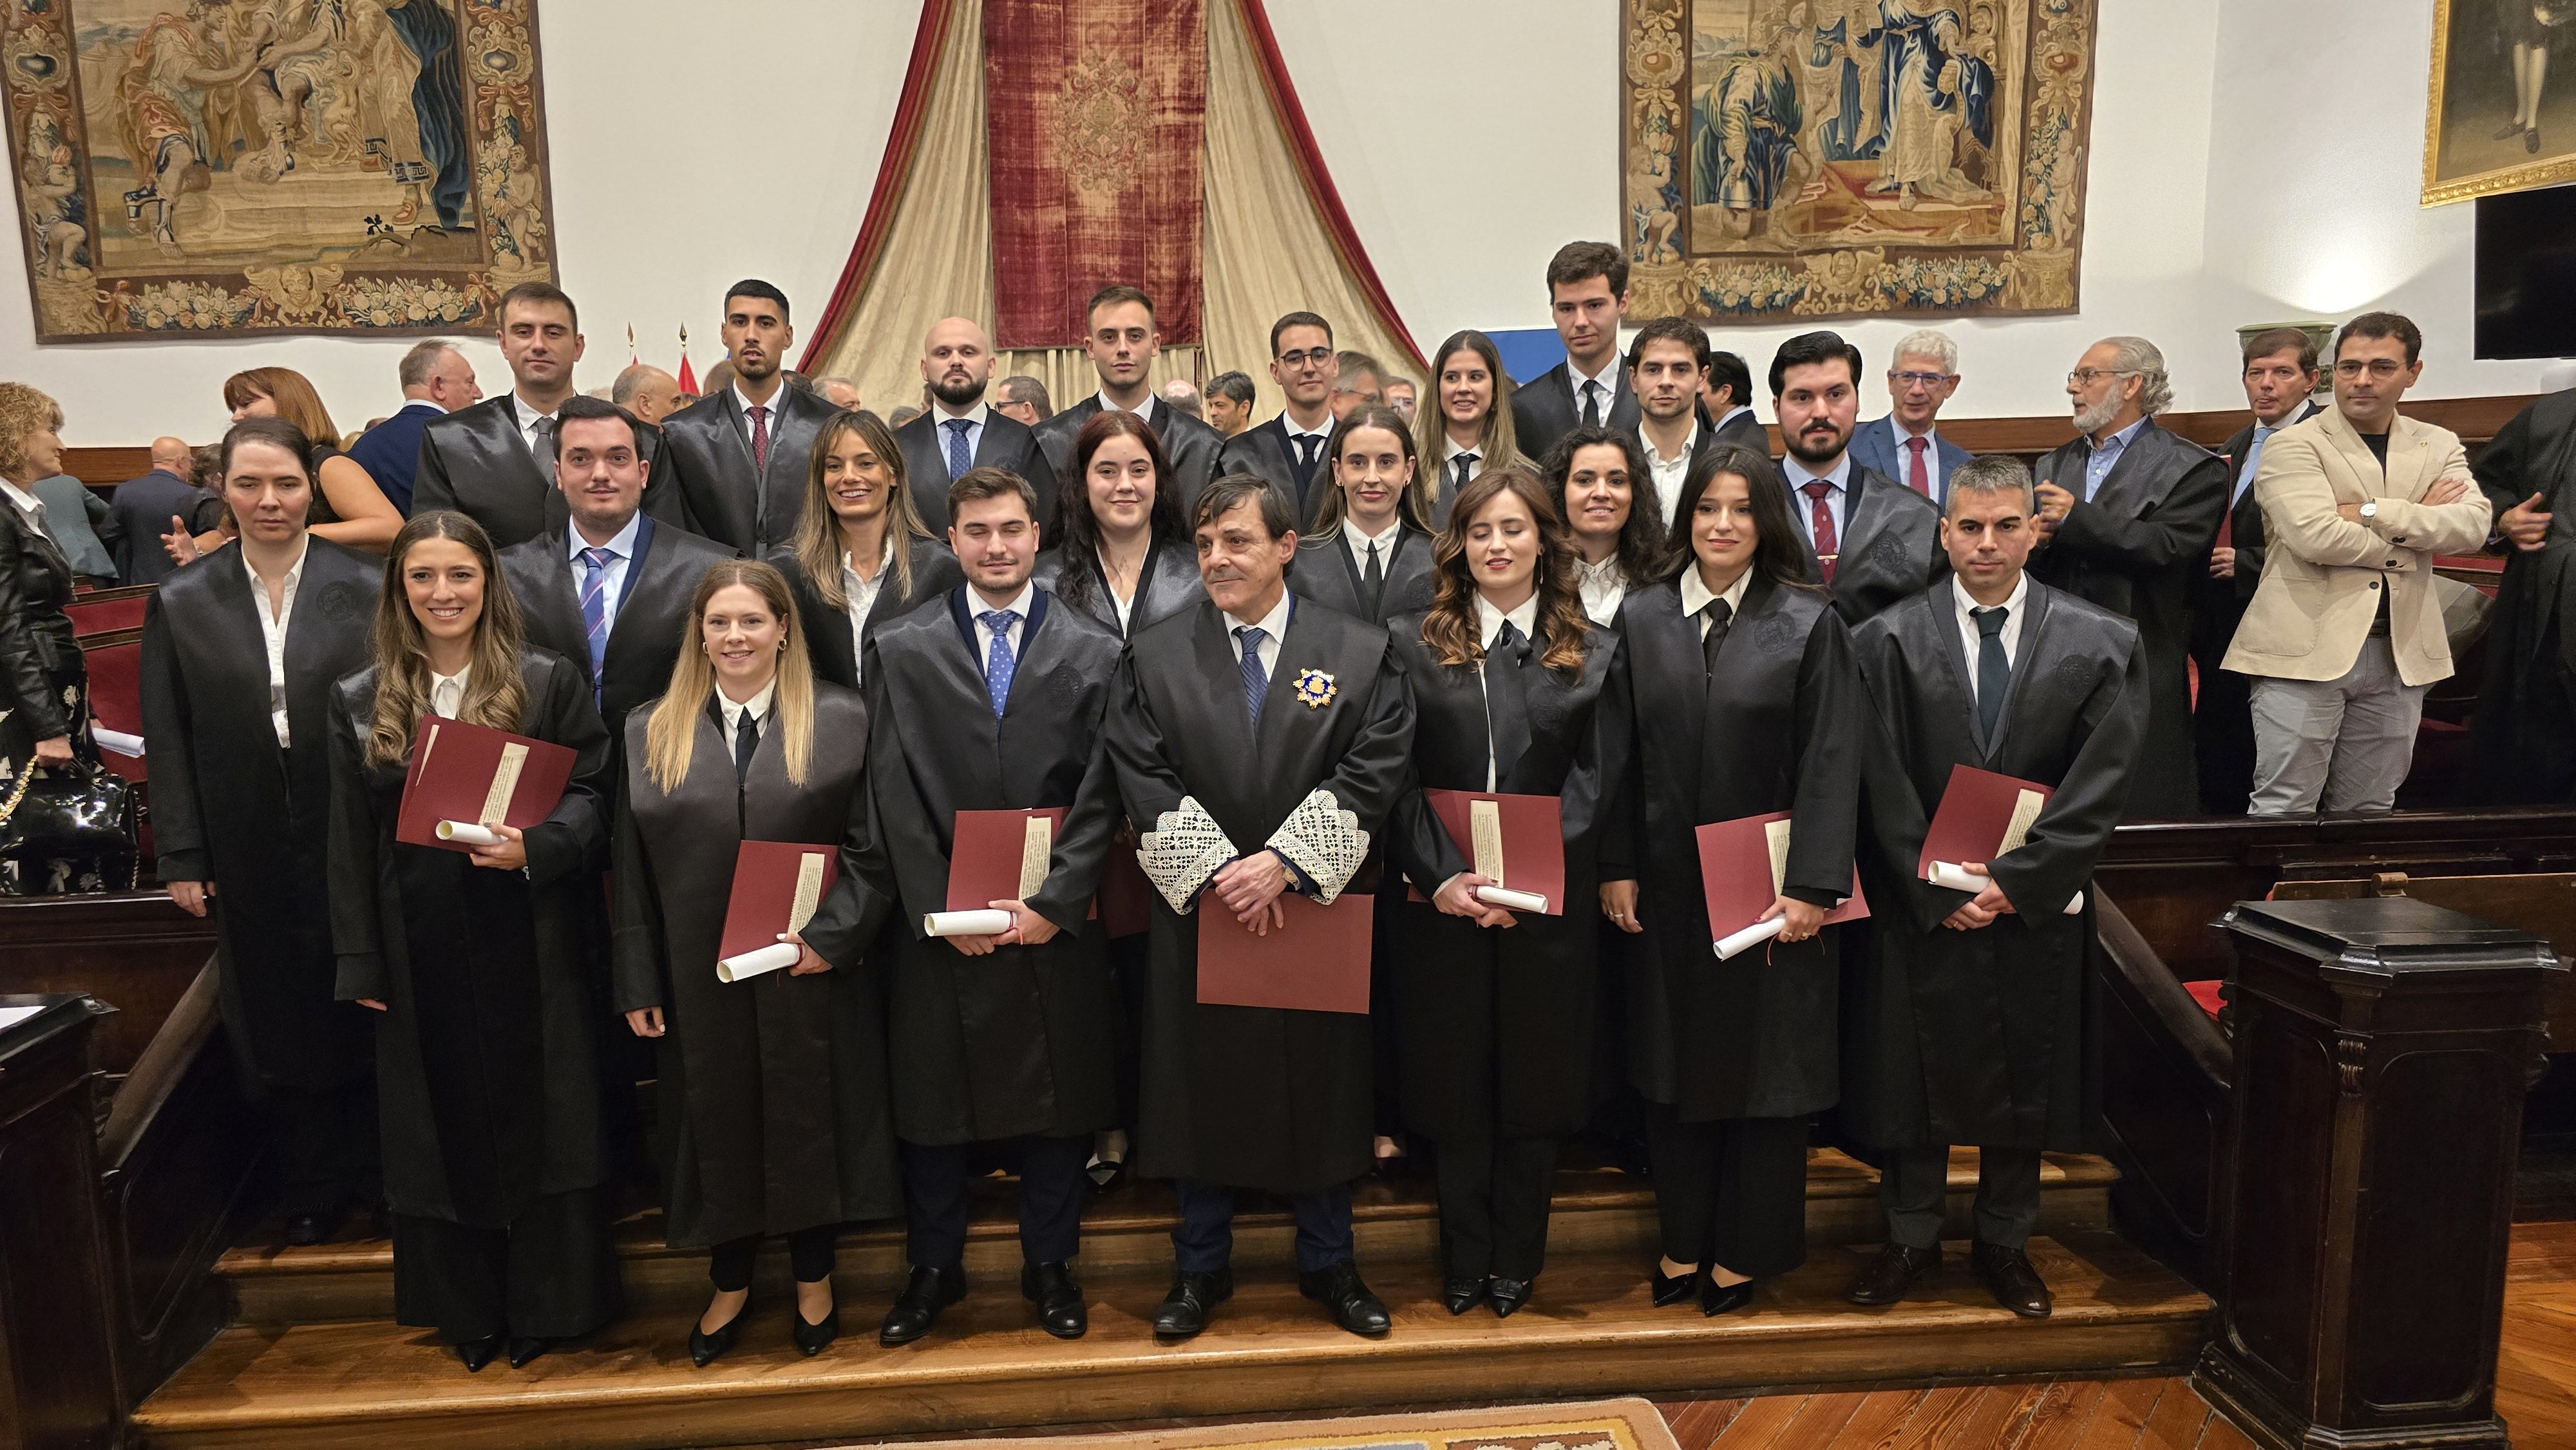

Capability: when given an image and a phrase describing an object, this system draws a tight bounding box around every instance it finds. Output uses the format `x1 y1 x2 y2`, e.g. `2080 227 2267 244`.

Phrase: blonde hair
0 382 63 484
1412 331 1522 523
365 513 530 767
789 410 933 610
644 559 816 792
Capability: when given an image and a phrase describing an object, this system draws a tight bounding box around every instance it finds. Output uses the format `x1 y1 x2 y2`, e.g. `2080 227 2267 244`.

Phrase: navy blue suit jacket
346 401 442 514
1846 416 1972 505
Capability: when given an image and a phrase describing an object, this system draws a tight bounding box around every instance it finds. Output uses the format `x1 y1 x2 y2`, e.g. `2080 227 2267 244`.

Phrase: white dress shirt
1678 562 1754 641
1951 572 2029 704
511 393 560 463
1227 587 1293 681
1096 547 1139 632
734 382 787 440
568 509 643 626
1439 432 1483 491
1641 420 1700 529
1567 357 1623 423
930 400 989 469
1343 515 1403 576
1282 411 1336 475
841 536 896 683
1888 417 1948 498
1783 451 1854 554
245 539 308 747
0 478 48 538
716 677 777 739
1575 555 1627 626
429 666 469 720
969 581 1035 675
1475 591 1541 789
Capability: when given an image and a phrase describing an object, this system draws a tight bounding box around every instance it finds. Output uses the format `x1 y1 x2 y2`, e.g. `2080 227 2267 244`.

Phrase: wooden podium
0 994 117 1450
2193 898 2563 1450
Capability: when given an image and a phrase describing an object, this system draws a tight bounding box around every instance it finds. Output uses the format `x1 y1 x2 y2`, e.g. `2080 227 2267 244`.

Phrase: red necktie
1803 479 1837 585
1905 435 1930 495
748 404 770 474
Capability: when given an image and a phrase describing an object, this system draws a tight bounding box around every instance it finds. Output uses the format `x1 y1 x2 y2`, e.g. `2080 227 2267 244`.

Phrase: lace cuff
1264 789 1369 903
1137 797 1236 915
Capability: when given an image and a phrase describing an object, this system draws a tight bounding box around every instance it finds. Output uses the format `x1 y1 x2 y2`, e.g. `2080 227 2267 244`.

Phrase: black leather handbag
0 759 138 895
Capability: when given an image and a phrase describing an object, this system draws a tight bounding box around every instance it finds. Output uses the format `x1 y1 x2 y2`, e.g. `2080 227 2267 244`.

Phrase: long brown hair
1421 467 1591 674
643 559 817 791
1311 404 1429 534
1412 330 1522 520
788 409 933 610
1053 410 1186 608
1653 442 1823 594
365 512 529 766
225 366 343 451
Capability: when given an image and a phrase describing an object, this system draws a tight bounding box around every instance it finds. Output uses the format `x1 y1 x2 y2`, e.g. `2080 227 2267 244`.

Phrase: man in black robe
1846 455 2147 1320
1105 475 1416 1340
1510 241 1640 460
893 317 1062 533
654 280 838 552
853 467 1124 1345
1770 330 1944 626
1220 311 1344 527
2031 336 2226 818
1034 286 1226 513
2468 386 2576 803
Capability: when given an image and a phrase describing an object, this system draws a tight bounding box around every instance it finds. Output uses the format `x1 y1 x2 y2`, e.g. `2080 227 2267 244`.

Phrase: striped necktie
578 546 614 703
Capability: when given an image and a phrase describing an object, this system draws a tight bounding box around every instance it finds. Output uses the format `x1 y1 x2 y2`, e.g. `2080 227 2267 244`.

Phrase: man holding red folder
1104 475 1417 1340
1846 454 2146 1319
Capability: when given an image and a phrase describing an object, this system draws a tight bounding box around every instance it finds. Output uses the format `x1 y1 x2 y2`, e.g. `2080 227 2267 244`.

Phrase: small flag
676 324 697 395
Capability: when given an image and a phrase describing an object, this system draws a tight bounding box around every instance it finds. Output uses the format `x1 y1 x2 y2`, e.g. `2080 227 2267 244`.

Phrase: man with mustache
2030 337 2229 818
656 279 838 553
1769 330 1943 626
894 316 1062 533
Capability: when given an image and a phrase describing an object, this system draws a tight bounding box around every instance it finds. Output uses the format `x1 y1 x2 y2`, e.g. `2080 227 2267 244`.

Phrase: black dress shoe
1021 1261 1087 1339
455 1335 501 1372
792 1301 840 1357
1151 1268 1233 1339
689 1309 746 1368
878 1264 968 1346
505 1335 551 1369
1297 1261 1391 1337
1848 1243 1940 1306
1443 1276 1488 1315
282 1207 343 1247
1487 1276 1533 1318
1700 1276 1754 1316
1649 1264 1700 1308
1971 1241 2052 1319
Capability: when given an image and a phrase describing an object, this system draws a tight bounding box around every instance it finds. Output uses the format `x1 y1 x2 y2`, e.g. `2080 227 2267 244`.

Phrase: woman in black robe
146 418 381 1245
768 408 961 689
1292 404 1437 627
327 511 620 1372
1383 467 1627 1317
612 558 897 1365
1604 442 1864 1315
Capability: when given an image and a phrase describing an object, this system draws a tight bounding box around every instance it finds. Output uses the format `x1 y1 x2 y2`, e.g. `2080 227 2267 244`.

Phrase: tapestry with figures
2 0 556 342
1620 0 2098 323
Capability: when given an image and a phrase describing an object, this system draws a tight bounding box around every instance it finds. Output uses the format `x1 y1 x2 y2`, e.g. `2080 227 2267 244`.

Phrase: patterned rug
832 1398 1681 1450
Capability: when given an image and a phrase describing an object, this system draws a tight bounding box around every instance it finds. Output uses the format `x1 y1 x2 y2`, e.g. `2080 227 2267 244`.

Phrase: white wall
1 0 2551 445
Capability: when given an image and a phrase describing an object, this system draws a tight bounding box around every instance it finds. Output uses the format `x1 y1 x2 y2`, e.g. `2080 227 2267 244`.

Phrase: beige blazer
2222 408 2492 686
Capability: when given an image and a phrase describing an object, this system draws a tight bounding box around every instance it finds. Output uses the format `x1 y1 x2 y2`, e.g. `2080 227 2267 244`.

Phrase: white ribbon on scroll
1714 916 1786 960
925 909 1015 937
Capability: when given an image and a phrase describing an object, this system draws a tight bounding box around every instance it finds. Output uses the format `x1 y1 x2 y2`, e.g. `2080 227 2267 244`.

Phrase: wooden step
133 1232 2208 1450
216 1148 2117 1324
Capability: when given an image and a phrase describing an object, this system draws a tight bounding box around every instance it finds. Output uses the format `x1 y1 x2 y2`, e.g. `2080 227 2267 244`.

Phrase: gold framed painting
1620 0 2100 323
2 0 559 341
2424 0 2576 205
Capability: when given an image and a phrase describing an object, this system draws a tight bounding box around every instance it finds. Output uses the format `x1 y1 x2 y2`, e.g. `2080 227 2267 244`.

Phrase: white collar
1344 514 1403 551
1680 563 1754 619
1441 431 1482 462
734 381 787 419
568 508 643 561
1783 451 1852 491
429 665 470 705
717 677 777 724
967 580 1036 621
1951 570 2029 621
842 533 898 578
1281 408 1335 441
1568 355 1622 397
1642 420 1700 467
932 399 990 429
1891 415 1939 446
243 535 311 590
511 391 560 426
0 477 44 521
1227 587 1293 641
1475 590 1540 648
397 398 444 417
1096 390 1155 421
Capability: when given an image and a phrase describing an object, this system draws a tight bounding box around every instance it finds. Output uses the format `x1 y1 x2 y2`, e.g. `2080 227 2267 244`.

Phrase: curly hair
1419 466 1593 675
0 382 64 484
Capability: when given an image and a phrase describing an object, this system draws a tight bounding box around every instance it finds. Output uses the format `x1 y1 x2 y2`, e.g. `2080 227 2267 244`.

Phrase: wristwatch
2358 500 2380 522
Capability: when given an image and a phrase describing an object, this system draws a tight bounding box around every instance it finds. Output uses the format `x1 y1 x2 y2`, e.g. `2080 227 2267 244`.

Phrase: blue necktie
1235 625 1268 725
578 546 614 703
2235 426 2275 503
980 610 1018 718
945 418 974 480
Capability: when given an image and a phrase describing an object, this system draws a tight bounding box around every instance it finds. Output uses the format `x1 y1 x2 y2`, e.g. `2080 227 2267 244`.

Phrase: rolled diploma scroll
925 909 1015 938
1475 885 1549 913
436 820 503 847
1927 861 2083 914
717 939 800 982
1714 915 1786 960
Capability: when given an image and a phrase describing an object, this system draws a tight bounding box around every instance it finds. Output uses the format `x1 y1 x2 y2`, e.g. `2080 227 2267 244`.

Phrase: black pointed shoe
878 1264 968 1346
1847 1242 1940 1306
1971 1241 2052 1319
1023 1261 1087 1339
1700 1276 1754 1316
1487 1276 1533 1318
1297 1260 1391 1337
455 1335 501 1373
1649 1264 1701 1308
1151 1268 1233 1339
689 1308 746 1368
1443 1276 1488 1315
792 1303 840 1357
505 1335 552 1369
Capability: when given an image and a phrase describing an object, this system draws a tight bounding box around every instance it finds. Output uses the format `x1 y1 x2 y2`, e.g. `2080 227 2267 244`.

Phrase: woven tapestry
3 0 557 341
1621 0 2098 322
985 0 1206 348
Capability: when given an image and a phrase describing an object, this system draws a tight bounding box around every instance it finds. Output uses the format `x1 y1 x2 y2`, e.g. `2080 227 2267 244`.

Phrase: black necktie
734 705 760 784
1292 435 1320 491
1361 538 1385 617
1973 606 2010 742
1486 619 1532 786
1701 597 1733 673
1581 381 1603 429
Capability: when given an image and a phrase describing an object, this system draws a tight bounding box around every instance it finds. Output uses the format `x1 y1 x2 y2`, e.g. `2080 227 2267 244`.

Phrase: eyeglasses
1276 348 1332 369
2066 368 2136 386
1889 370 1952 388
2333 359 2407 379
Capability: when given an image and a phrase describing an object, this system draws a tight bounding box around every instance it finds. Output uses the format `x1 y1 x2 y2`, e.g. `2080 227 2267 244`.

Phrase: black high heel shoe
791 1292 840 1357
455 1335 501 1372
1700 1274 1756 1316
505 1335 553 1369
1488 1276 1534 1318
690 1306 747 1368
1649 1264 1701 1308
1443 1276 1488 1315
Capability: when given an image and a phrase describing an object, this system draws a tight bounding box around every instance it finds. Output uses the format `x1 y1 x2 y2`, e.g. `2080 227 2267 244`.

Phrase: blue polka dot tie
980 610 1019 719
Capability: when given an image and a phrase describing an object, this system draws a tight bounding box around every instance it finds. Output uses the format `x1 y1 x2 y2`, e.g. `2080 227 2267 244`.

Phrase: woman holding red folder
1601 442 1865 1315
1382 467 1629 1317
325 511 620 1372
610 558 896 1366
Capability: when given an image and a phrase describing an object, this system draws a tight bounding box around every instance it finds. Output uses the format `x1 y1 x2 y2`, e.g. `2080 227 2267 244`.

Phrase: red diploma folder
1695 813 1868 951
947 808 1070 912
1098 841 1153 939
718 840 842 961
395 715 578 853
1422 789 1565 914
1195 893 1373 1015
1917 764 2054 881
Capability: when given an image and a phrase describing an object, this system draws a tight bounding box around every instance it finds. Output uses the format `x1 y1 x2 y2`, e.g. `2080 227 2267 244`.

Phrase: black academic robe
1034 397 1225 517
1219 417 1335 530
142 539 380 1090
1289 526 1437 626
2190 402 2316 814
611 684 898 1247
1791 462 1945 626
498 516 739 740
1383 611 1626 1140
413 396 676 549
658 384 838 554
895 408 1063 534
327 649 613 1227
849 588 1124 1145
2468 390 2576 804
768 537 965 690
1846 580 2147 1151
1618 576 1860 1122
2031 420 2226 818
1104 596 1417 1194
1512 362 1640 463
1030 537 1204 638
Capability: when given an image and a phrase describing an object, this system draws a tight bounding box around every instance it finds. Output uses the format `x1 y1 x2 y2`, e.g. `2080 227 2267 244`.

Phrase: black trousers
1880 1144 2043 1251
273 1077 379 1218
1428 1131 1558 1281
389 1186 621 1344
1641 1103 1809 1279
900 1133 1090 1270
708 1223 838 1291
